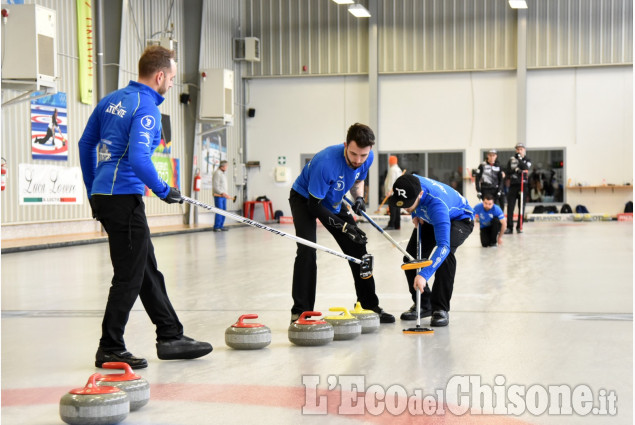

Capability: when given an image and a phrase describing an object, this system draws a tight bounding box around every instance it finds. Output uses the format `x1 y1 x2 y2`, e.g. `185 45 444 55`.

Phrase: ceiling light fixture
332 0 354 4
348 3 371 18
508 0 528 9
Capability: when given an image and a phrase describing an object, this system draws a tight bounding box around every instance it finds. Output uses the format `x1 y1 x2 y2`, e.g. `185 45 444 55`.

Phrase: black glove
477 192 482 200
342 222 367 244
351 196 366 215
162 187 183 204
497 191 502 198
515 152 523 160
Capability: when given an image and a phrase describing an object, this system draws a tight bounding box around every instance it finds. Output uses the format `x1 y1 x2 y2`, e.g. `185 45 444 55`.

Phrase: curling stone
324 307 362 340
60 373 129 425
350 302 380 334
288 311 334 346
225 314 272 350
97 362 150 411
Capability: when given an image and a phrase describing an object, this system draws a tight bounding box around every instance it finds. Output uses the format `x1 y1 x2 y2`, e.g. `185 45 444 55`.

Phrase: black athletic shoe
372 307 395 323
95 348 148 369
400 304 432 320
516 228 523 234
504 228 513 235
156 336 213 360
290 313 301 324
430 310 449 327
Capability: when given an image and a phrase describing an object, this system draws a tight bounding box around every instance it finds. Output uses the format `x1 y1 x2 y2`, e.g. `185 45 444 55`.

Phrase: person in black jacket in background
475 149 504 209
505 143 532 234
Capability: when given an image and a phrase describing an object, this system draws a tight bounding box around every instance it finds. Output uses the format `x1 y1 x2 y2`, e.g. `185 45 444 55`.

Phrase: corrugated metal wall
118 0 187 217
1 0 95 225
196 0 244 209
244 0 370 77
526 0 633 68
380 0 516 73
242 0 632 78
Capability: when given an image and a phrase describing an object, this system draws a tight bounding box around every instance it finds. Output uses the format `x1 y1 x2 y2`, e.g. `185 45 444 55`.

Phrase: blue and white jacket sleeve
78 105 103 199
418 203 452 282
128 106 170 199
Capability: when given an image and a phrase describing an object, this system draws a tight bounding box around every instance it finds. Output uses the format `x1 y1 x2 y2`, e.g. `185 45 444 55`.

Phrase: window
378 151 465 200
484 148 565 203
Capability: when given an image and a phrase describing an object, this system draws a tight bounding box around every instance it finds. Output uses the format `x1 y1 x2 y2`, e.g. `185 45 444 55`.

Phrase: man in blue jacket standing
289 123 394 324
391 174 474 326
79 46 212 369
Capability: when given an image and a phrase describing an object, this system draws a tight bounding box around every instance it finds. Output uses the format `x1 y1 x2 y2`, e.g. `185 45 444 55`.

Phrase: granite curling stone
225 314 272 350
288 311 334 346
324 307 362 340
350 302 380 334
97 362 150 411
60 373 129 425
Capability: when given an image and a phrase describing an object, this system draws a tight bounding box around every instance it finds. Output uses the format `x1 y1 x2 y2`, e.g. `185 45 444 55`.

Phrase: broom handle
182 195 364 266
416 223 422 328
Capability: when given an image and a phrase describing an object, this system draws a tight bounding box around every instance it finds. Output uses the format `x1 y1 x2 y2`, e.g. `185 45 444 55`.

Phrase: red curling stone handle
232 313 264 328
100 362 141 381
297 311 327 325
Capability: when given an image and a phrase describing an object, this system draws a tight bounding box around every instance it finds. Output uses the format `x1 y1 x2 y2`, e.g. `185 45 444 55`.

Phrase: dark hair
138 45 175 78
483 193 495 201
346 123 375 148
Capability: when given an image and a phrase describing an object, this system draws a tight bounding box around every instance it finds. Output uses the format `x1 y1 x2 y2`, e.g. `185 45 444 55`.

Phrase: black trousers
387 204 401 229
289 190 379 315
402 219 473 312
506 184 528 230
92 194 183 352
479 217 501 247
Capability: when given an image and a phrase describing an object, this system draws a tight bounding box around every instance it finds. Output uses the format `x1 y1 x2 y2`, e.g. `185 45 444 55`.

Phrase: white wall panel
244 76 368 215
1 0 95 226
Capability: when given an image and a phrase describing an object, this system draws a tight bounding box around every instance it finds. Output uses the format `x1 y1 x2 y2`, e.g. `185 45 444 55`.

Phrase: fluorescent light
508 0 528 8
332 0 354 4
348 3 371 17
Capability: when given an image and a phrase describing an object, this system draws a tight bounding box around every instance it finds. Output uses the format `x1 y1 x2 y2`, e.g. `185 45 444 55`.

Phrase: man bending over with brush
289 123 395 324
390 174 474 327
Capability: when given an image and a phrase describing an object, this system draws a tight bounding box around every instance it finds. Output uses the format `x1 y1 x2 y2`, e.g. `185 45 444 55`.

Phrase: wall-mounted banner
144 157 181 197
31 92 68 161
18 163 83 205
76 0 94 105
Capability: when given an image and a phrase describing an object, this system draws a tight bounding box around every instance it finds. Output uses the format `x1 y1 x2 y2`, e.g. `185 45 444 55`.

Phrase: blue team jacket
78 81 170 199
292 144 373 214
411 175 474 281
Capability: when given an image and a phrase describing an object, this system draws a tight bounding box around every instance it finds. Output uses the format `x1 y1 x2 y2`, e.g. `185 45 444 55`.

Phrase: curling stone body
97 362 150 411
288 312 334 346
225 314 272 350
60 373 129 425
324 307 362 340
350 302 380 334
